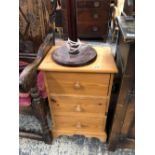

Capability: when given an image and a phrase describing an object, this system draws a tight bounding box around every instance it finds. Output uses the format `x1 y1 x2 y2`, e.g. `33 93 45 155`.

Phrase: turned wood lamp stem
52 0 97 67
67 0 77 42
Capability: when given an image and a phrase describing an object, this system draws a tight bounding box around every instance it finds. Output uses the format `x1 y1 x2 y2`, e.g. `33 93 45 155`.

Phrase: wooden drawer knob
74 81 81 89
93 13 99 19
75 104 82 112
51 96 56 102
76 122 82 128
94 1 100 7
92 26 98 32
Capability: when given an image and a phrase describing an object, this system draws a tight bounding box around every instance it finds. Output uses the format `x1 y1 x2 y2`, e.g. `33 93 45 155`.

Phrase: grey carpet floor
19 114 135 155
19 136 134 155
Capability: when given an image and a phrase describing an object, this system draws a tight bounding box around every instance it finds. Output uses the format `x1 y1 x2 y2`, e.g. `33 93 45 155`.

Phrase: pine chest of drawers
61 0 111 40
39 45 117 142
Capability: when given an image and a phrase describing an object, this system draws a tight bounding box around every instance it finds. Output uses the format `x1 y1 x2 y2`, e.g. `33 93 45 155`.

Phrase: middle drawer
50 95 108 116
45 72 110 96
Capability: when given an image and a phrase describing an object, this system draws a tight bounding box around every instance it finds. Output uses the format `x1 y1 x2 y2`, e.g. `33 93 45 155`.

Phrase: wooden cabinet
108 16 135 150
39 45 117 142
19 0 52 51
123 0 135 16
61 0 112 40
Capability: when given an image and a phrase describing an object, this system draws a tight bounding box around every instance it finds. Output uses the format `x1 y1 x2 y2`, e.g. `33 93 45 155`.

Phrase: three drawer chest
39 45 117 142
61 0 112 40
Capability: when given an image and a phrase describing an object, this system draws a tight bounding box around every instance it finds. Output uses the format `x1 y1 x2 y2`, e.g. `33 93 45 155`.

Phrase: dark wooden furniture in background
61 0 112 40
108 16 135 150
19 33 54 143
123 0 135 16
19 0 55 143
19 0 53 52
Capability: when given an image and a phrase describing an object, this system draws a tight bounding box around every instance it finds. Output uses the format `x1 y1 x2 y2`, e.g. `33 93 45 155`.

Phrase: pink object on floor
19 71 47 107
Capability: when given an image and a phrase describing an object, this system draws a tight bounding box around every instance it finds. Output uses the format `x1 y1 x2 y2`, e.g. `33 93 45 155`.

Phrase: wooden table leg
30 87 53 144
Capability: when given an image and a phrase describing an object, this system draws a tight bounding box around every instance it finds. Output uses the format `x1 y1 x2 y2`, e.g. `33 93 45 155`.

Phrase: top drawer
45 72 110 96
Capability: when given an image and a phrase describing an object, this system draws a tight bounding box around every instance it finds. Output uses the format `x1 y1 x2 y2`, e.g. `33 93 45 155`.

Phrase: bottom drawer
53 115 106 132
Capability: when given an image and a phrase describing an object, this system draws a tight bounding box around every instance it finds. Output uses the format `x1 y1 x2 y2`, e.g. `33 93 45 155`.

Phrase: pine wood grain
39 45 117 142
39 46 118 73
106 74 114 112
49 94 108 116
44 72 110 96
53 115 106 132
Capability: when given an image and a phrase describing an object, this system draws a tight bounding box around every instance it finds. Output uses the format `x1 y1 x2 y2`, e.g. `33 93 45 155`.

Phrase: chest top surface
39 45 118 74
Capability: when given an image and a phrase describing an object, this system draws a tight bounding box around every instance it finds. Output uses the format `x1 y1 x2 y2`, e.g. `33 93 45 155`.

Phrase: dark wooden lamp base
52 43 97 67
